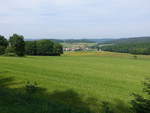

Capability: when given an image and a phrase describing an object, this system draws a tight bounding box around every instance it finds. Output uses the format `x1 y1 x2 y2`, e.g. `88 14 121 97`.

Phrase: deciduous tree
9 34 25 56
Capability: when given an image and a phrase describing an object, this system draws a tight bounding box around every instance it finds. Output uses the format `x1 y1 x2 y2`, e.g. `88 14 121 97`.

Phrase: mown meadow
0 51 150 113
1 52 150 99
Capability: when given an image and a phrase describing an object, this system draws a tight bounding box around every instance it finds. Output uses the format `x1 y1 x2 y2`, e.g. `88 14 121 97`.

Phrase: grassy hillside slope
0 52 150 103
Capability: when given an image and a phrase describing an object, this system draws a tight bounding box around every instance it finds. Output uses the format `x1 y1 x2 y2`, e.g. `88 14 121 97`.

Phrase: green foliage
101 43 150 55
4 46 16 56
9 34 25 56
53 43 63 56
1 34 63 56
0 46 6 55
36 39 54 55
109 36 150 44
101 102 114 113
131 79 150 113
0 35 8 55
133 55 137 59
25 41 37 55
25 81 39 94
25 40 63 56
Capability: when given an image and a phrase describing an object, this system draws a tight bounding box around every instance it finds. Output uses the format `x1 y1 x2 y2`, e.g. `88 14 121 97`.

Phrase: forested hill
109 36 150 44
101 36 150 55
46 37 150 44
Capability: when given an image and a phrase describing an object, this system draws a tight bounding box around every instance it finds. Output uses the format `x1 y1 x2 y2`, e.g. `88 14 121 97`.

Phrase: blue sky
0 0 150 39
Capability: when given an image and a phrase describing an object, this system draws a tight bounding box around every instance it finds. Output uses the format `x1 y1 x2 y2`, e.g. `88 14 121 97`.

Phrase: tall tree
25 40 63 56
9 34 25 56
53 43 63 56
25 41 37 55
36 40 54 56
0 35 8 55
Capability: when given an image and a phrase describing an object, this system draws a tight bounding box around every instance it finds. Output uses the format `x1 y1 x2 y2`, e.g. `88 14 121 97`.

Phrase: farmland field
0 51 150 104
61 42 96 48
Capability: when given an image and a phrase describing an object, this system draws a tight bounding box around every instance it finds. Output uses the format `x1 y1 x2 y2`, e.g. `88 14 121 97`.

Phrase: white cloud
0 0 150 38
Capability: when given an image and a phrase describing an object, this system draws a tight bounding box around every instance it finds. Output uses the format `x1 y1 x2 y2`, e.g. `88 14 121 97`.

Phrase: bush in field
25 81 39 94
133 55 137 59
131 78 150 113
0 35 8 55
9 34 25 56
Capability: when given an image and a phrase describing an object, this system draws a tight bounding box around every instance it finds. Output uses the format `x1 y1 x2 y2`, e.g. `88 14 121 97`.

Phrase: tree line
0 34 63 56
101 43 150 55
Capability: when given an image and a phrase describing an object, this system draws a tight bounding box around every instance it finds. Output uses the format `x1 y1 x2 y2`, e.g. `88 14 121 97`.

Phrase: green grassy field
0 52 150 104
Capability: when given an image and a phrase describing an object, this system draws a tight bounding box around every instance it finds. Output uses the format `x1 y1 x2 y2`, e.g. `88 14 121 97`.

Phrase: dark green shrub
0 35 8 55
25 41 37 55
9 34 25 56
25 81 39 94
131 78 150 113
101 102 114 113
53 43 63 56
4 46 16 56
133 55 137 59
36 40 54 56
26 40 63 56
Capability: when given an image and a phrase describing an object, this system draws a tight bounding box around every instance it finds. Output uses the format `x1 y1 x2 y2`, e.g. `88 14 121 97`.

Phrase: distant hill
25 38 113 43
63 39 94 43
108 36 150 44
87 39 114 43
25 37 150 44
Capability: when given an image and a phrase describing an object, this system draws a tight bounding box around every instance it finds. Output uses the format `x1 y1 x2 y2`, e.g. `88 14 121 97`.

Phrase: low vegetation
131 78 150 113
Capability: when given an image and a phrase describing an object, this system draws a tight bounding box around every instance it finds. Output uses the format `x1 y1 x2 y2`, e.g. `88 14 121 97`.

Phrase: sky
0 0 150 39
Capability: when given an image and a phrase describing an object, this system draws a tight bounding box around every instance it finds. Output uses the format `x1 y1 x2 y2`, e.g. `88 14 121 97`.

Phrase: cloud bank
0 0 150 39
